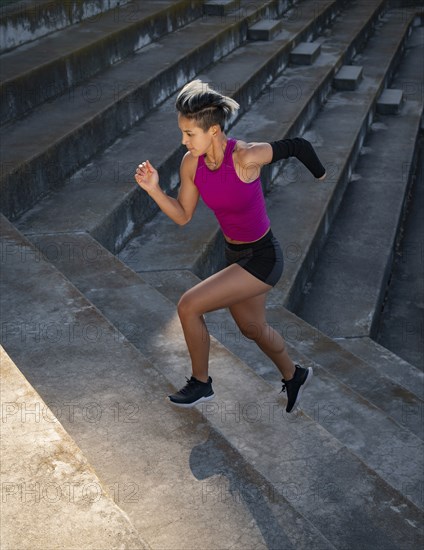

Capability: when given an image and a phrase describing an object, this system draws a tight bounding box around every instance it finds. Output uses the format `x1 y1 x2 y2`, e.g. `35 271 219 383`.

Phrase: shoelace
280 380 287 394
179 377 197 395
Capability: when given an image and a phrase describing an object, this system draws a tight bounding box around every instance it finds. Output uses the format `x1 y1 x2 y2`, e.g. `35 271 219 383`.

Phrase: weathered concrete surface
0 0 130 52
1 0 286 220
336 336 424 399
290 41 321 64
333 64 363 90
24 227 424 548
0 0 204 123
11 0 342 249
377 88 404 114
0 345 150 550
0 214 335 549
296 24 423 341
141 268 424 510
247 19 283 41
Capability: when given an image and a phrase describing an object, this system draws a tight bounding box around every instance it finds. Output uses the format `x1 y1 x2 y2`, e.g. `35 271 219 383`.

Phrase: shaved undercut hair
175 79 240 131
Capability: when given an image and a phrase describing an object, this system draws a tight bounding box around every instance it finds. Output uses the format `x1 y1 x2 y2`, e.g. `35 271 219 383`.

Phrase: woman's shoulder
181 150 201 182
232 139 261 165
232 139 250 160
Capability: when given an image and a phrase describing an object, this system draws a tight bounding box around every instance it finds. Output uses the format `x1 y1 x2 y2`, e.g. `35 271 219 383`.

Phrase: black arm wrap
269 137 326 179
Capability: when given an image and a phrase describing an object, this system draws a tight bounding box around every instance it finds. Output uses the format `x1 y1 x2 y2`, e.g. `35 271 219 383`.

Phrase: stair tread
237 9 415 309
0 345 150 548
335 336 424 396
6 219 421 548
0 0 334 170
141 268 424 510
0 213 335 549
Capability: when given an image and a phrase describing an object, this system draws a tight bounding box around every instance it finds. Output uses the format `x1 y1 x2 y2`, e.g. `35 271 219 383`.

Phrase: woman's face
178 114 215 156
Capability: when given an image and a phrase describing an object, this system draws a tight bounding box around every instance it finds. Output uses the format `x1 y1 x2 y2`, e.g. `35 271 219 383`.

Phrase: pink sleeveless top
194 138 271 242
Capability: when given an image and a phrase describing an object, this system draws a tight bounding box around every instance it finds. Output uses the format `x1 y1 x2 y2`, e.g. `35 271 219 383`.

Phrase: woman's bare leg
177 264 274 382
229 293 296 380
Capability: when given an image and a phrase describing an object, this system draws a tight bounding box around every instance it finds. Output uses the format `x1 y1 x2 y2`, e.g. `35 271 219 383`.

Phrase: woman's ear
210 124 220 137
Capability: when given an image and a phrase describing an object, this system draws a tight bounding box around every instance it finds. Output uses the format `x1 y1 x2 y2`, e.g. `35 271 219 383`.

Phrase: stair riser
0 0 130 53
1 0 204 125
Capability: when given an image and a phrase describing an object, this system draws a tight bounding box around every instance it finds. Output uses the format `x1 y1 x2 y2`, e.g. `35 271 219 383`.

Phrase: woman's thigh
178 264 272 316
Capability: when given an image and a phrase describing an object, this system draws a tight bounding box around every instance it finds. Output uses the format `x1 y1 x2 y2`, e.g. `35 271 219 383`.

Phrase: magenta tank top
194 138 271 242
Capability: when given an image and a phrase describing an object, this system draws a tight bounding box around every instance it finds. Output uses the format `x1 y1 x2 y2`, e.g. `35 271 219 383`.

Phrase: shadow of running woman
189 433 296 549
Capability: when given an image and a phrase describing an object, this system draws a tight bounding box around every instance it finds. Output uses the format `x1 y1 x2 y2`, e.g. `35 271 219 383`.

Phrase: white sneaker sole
290 367 313 413
168 393 215 409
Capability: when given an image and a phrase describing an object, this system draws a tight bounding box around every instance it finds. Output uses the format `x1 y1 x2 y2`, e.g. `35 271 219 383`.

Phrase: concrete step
262 8 418 313
138 267 424 509
334 336 423 399
295 24 423 342
0 345 151 549
204 0 240 16
13 222 424 546
0 0 204 125
0 0 130 53
14 0 345 253
0 0 285 220
376 134 424 370
116 0 403 290
0 213 337 549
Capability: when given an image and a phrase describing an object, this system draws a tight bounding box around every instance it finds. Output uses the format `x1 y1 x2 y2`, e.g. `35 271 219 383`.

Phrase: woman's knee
177 291 198 319
238 320 267 341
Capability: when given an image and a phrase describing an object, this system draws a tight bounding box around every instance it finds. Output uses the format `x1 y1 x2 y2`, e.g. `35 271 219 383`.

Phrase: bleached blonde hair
175 79 240 131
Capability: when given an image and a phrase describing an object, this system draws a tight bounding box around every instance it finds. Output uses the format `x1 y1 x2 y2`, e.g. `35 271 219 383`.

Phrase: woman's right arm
134 153 199 226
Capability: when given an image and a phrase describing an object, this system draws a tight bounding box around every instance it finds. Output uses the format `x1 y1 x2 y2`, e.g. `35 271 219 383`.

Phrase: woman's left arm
238 139 326 180
233 141 273 183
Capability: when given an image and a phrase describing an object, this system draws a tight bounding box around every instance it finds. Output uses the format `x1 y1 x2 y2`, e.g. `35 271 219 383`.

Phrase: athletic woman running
134 80 326 413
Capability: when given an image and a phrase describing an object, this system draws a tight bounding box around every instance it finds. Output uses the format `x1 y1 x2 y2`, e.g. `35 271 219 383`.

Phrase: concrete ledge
0 0 204 125
377 88 404 114
204 0 239 16
248 19 283 41
0 345 150 549
333 64 363 90
290 41 321 64
335 336 424 399
0 0 280 221
0 215 340 549
0 0 130 53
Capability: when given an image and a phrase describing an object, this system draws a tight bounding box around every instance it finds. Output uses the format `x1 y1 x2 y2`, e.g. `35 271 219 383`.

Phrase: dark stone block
333 65 364 91
290 42 321 65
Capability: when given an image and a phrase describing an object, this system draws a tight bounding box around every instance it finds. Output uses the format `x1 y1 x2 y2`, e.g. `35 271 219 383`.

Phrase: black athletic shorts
224 229 284 287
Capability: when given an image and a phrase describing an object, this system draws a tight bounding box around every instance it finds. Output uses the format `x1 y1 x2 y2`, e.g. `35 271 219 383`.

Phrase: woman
134 80 326 413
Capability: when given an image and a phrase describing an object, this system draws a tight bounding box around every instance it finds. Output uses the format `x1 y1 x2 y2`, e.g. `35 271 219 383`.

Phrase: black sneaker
168 376 214 408
281 365 313 413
